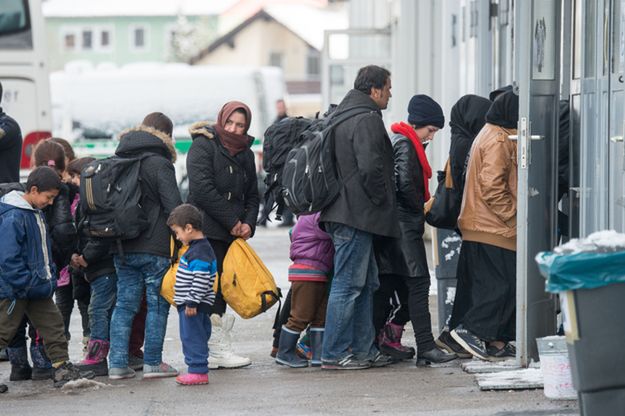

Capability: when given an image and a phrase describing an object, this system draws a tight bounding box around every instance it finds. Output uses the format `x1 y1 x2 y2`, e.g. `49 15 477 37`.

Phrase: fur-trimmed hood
117 124 177 162
188 121 215 141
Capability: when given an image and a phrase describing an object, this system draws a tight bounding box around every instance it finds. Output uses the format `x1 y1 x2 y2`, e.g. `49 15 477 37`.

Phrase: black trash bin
537 234 625 416
434 228 461 332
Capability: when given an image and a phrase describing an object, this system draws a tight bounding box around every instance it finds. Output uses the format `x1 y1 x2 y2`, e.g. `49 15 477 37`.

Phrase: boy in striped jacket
167 204 217 386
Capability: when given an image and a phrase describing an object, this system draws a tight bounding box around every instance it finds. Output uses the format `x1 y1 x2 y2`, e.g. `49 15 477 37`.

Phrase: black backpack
80 155 149 240
261 117 315 221
281 106 372 216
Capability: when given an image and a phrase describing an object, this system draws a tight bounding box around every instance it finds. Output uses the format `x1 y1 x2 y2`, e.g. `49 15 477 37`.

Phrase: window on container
307 47 321 78
451 14 457 47
470 1 478 38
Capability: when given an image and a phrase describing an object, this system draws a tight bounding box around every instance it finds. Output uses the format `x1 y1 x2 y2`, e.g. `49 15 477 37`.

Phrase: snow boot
0 348 8 361
275 326 309 368
30 343 54 380
208 314 251 369
309 327 324 367
78 340 109 376
7 346 32 381
378 322 415 360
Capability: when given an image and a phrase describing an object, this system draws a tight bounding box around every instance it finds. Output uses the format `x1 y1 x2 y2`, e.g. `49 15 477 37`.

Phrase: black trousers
209 238 232 316
374 274 436 353
455 241 516 342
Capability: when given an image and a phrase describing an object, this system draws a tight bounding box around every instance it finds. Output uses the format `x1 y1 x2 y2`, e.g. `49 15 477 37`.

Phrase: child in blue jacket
0 166 94 387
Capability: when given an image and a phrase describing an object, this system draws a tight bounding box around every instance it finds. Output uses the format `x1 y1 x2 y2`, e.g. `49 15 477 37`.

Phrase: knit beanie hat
407 95 445 128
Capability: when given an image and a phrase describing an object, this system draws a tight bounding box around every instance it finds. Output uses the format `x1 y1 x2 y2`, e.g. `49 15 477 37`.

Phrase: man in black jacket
320 65 400 370
0 82 23 183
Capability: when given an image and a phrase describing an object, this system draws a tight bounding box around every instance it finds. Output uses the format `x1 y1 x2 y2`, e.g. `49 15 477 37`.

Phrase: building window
130 25 148 51
101 30 110 48
269 52 283 68
462 6 466 42
499 0 509 27
63 32 76 51
307 47 321 78
82 29 93 50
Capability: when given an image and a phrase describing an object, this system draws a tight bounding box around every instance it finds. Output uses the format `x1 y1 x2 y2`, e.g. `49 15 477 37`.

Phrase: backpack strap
326 105 375 128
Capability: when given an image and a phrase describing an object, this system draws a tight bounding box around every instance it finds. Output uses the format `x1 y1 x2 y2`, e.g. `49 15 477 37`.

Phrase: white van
0 0 53 171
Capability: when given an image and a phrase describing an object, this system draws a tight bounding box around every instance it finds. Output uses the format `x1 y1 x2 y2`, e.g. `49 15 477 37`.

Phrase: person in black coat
108 112 182 379
0 82 23 183
318 65 399 369
187 101 259 369
374 95 457 366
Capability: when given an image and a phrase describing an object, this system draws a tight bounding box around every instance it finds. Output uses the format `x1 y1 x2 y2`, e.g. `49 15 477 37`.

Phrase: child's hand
185 306 197 317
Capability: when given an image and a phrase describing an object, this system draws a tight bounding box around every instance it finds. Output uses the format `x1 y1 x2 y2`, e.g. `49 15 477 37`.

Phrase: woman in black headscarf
435 94 492 358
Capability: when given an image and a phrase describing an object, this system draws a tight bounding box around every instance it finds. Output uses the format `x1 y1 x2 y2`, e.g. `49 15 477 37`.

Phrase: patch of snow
476 368 543 391
61 378 111 391
554 230 625 254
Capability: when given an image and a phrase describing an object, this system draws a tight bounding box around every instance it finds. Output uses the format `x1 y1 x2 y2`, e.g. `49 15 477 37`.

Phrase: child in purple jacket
275 212 334 368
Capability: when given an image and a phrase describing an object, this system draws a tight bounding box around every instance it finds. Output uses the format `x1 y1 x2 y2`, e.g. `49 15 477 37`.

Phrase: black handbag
425 158 462 229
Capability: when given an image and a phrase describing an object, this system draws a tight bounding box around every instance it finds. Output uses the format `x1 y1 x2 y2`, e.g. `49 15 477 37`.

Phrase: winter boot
208 314 251 369
0 348 8 361
7 346 32 381
378 322 415 361
77 340 110 376
309 327 324 367
30 343 54 380
275 326 309 368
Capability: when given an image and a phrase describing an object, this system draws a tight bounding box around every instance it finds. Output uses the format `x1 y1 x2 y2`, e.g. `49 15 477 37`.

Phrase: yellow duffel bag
216 238 281 319
161 244 188 306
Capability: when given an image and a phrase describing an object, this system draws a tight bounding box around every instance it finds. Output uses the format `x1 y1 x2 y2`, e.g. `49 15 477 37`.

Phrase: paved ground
0 227 579 415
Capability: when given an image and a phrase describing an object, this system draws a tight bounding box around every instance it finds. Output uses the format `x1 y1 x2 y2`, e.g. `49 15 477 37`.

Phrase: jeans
322 223 379 362
89 274 117 342
109 254 171 368
178 306 212 374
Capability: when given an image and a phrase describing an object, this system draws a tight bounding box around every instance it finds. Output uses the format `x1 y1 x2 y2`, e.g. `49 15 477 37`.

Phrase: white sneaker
208 314 251 369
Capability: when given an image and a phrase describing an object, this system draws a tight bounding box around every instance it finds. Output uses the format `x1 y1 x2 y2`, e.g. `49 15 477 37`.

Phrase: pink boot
78 340 110 377
378 322 415 360
176 373 209 385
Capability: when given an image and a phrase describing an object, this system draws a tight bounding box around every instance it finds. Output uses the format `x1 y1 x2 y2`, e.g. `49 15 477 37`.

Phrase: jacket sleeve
81 237 112 266
0 118 22 151
243 153 260 235
393 139 420 212
352 114 388 206
449 137 471 190
187 139 240 231
0 213 31 295
185 258 217 308
478 136 516 226
47 185 77 268
155 161 182 217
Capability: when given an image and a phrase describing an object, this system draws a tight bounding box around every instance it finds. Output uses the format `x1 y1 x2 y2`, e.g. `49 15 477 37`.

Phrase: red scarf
391 121 432 201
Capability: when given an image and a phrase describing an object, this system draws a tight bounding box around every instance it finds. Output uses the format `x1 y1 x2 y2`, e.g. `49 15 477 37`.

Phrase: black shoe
0 348 8 362
487 343 516 361
10 364 32 381
0 384 7 394
321 354 371 370
451 325 488 360
436 330 472 359
416 347 457 366
369 352 394 368
32 367 55 380
53 362 95 388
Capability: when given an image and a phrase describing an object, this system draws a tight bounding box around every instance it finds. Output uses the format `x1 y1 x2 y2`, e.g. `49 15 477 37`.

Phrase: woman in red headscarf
187 102 259 369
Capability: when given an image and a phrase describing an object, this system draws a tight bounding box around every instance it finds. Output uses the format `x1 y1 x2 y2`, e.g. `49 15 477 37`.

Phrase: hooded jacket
114 125 182 258
289 212 334 274
458 93 518 251
0 191 56 300
187 123 259 243
0 108 23 183
319 89 400 238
